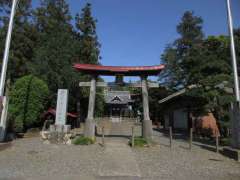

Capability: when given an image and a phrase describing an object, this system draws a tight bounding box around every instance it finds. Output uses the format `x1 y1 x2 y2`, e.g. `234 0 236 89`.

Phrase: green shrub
129 137 148 147
72 136 95 145
9 75 49 133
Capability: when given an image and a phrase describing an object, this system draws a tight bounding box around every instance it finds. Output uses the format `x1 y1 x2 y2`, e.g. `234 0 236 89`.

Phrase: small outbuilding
159 91 220 137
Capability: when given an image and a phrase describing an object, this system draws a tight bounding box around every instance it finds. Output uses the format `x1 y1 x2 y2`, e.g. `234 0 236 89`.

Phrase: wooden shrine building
105 90 134 122
74 63 165 140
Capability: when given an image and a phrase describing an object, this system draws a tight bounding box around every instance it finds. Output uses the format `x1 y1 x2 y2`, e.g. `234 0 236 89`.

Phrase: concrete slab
223 147 240 162
98 141 141 178
97 176 140 180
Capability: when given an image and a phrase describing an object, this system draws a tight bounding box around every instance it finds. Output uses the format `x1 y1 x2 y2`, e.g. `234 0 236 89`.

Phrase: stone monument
41 89 72 144
55 89 68 125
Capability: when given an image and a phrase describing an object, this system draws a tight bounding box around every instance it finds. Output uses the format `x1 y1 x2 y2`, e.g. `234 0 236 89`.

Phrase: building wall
173 109 188 129
164 114 169 129
164 109 188 130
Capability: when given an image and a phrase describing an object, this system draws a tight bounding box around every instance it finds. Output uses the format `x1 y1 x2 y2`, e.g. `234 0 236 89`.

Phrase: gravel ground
0 137 104 180
0 121 239 180
134 130 240 180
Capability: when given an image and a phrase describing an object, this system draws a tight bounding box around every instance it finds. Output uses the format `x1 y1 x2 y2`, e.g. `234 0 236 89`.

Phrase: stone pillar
230 102 240 149
84 75 97 139
141 76 152 140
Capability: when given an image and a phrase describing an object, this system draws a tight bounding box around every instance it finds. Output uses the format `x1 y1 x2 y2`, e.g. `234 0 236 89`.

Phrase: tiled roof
105 91 133 105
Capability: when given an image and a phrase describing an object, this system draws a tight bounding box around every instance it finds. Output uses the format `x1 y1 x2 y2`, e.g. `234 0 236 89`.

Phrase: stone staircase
96 118 141 138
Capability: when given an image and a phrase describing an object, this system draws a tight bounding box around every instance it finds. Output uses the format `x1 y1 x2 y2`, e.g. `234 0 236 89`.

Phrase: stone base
142 120 153 141
41 124 73 144
55 124 63 132
84 119 95 139
223 147 240 162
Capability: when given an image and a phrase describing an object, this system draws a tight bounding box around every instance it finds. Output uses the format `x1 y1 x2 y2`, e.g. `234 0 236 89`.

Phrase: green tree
0 0 36 82
161 11 235 135
234 29 240 71
30 0 79 110
187 36 233 134
75 3 101 64
31 1 103 118
161 11 204 89
74 3 103 117
9 75 49 132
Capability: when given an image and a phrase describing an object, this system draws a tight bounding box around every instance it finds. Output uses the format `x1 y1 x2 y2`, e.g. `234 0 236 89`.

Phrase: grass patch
129 137 148 147
72 136 95 145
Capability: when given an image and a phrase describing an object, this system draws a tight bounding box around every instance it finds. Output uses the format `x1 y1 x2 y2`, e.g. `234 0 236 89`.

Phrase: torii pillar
84 75 96 139
141 76 153 140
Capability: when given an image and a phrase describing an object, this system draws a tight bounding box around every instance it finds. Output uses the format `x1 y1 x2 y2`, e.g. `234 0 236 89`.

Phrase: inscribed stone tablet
55 89 68 125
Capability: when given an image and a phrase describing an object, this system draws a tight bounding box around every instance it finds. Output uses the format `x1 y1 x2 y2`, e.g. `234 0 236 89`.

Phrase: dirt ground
0 121 239 180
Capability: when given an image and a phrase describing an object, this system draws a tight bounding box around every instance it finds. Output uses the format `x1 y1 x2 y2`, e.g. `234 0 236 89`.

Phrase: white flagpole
226 0 240 102
0 0 18 97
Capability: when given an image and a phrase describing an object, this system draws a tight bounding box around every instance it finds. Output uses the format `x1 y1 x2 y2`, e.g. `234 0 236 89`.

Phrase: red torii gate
74 63 165 140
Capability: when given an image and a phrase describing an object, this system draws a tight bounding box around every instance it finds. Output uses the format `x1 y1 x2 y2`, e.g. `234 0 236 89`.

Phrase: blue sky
32 0 240 81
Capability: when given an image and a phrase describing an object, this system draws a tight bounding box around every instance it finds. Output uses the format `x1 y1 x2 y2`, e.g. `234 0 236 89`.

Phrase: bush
9 75 49 133
129 137 148 147
72 136 95 145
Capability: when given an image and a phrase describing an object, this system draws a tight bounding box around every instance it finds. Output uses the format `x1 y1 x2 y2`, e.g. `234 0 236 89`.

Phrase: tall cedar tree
74 3 104 118
31 0 79 110
161 11 204 89
75 3 101 64
0 0 36 82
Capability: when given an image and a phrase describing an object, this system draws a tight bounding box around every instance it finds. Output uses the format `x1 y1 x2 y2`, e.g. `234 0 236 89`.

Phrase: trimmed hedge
9 75 49 132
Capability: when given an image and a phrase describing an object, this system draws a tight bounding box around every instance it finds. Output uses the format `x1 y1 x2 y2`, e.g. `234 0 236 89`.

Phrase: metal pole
226 0 240 102
0 0 18 97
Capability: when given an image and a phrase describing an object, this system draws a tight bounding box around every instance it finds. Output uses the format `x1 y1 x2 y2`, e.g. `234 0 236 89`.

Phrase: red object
73 64 165 76
44 108 77 118
196 113 220 137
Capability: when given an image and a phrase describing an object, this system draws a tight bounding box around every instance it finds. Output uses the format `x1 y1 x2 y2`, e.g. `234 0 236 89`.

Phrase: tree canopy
0 1 104 130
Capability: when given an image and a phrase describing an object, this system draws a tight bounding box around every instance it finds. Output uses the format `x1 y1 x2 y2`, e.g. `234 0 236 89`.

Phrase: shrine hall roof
73 64 165 76
105 91 133 105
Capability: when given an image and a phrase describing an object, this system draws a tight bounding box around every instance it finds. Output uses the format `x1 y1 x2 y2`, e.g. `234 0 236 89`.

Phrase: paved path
98 120 141 179
98 122 141 180
98 139 140 178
